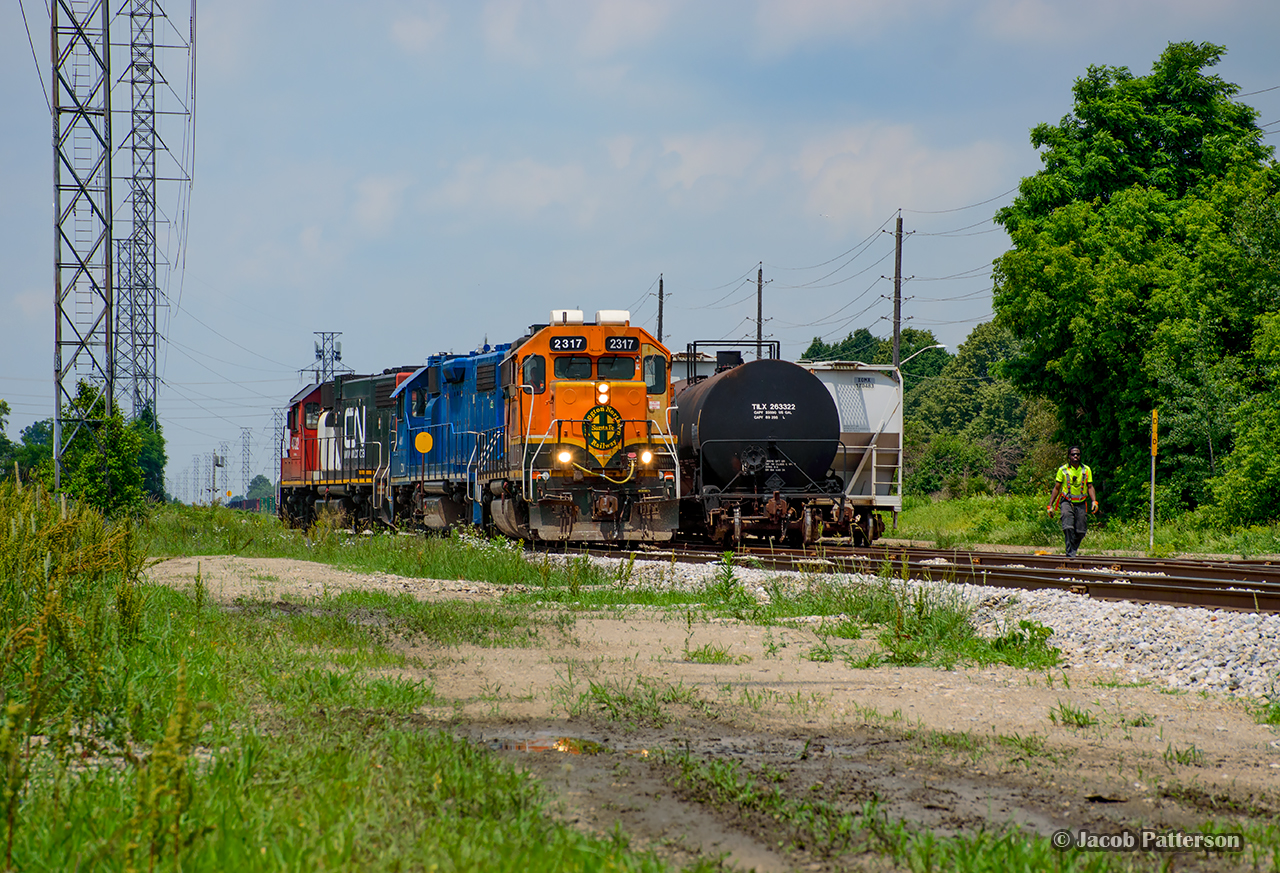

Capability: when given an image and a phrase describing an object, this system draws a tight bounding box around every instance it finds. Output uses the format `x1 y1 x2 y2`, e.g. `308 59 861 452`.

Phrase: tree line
806 42 1280 525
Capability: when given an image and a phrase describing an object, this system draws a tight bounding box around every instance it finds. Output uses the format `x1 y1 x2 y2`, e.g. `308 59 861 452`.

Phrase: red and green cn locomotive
279 309 680 543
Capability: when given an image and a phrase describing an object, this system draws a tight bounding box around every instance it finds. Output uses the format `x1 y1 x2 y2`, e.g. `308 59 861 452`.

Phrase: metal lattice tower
302 332 352 383
201 452 211 504
53 0 114 488
241 427 252 495
272 407 285 460
115 0 160 421
217 441 230 500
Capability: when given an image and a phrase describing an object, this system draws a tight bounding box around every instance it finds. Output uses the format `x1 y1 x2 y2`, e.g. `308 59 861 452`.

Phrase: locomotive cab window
644 355 668 395
522 354 546 394
597 355 636 380
304 402 320 429
287 407 297 431
410 389 426 417
553 355 592 380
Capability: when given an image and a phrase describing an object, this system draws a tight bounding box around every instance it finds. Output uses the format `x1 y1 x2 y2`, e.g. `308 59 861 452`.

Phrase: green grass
683 640 749 665
12 494 1275 871
898 493 1280 557
1049 701 1099 728
1163 743 1205 768
0 484 671 872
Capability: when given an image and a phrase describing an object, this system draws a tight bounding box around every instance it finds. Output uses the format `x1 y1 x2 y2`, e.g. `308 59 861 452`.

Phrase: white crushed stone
531 551 1280 701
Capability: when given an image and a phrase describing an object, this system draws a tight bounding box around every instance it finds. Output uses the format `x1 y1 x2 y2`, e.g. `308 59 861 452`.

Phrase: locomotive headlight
596 382 610 404
557 450 572 465
640 450 653 465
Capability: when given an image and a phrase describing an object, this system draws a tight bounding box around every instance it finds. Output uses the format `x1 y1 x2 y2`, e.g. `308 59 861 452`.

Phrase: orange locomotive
490 309 679 542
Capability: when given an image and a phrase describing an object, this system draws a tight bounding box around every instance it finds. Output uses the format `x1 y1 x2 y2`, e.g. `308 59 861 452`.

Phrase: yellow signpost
1149 409 1157 551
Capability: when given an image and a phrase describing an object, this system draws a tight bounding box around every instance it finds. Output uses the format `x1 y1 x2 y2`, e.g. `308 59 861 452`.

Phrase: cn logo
343 405 366 450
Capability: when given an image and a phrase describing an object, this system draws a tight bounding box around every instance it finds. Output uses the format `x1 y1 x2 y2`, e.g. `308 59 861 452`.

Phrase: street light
898 343 946 367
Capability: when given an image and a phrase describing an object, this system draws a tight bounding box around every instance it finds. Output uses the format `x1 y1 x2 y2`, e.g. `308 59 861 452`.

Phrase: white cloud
795 124 1009 224
434 156 594 223
658 132 763 190
482 0 539 64
605 135 635 169
391 8 449 54
353 175 410 235
976 0 1238 42
752 0 948 53
577 0 672 57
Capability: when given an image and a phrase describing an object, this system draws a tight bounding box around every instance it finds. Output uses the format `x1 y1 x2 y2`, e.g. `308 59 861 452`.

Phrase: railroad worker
1047 446 1098 557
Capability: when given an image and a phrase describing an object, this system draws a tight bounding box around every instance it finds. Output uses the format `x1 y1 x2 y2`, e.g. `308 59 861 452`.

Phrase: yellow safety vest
1056 464 1092 502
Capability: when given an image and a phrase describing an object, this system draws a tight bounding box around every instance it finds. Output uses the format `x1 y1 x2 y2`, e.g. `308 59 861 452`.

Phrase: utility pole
893 214 903 368
756 264 763 360
656 274 664 344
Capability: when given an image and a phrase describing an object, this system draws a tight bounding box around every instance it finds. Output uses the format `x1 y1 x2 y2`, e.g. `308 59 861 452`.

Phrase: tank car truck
799 360 904 544
673 341 865 546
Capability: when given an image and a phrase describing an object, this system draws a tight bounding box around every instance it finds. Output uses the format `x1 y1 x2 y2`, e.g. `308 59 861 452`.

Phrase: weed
1256 681 1280 726
843 650 885 669
684 641 749 665
805 635 844 663
996 732 1051 759
1123 712 1155 728
1163 743 1205 767
817 615 863 639
1049 700 1098 728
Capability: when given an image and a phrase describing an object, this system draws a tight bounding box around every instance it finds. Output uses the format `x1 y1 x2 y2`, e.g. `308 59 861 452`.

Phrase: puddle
486 735 610 755
480 733 657 757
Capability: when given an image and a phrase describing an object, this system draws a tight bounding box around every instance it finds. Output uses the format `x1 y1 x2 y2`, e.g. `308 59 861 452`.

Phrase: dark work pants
1059 501 1088 557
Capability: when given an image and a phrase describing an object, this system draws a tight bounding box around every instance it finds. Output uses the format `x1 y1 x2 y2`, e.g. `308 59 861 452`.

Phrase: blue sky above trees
2 0 1278 492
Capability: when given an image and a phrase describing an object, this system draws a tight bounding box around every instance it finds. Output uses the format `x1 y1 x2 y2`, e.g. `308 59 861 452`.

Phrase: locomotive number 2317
550 336 587 351
605 336 639 352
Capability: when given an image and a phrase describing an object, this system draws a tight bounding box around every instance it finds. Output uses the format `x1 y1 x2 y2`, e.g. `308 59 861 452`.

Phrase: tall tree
131 405 168 502
993 42 1279 515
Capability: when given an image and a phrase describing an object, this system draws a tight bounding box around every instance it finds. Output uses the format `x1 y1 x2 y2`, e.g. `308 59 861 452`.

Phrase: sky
3 0 1279 500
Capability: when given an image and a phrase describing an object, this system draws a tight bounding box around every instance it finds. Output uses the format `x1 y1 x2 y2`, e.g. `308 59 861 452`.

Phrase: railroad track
569 540 1280 613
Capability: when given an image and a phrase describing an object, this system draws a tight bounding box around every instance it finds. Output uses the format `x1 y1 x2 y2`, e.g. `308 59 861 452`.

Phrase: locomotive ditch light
640 450 654 464
557 450 573 465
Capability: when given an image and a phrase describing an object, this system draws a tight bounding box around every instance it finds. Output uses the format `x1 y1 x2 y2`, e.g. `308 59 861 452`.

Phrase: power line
764 214 896 272
903 186 1018 215
17 0 50 112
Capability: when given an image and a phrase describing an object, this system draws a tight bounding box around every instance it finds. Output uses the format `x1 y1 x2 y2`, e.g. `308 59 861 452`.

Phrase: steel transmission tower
241 427 252 495
115 0 159 421
52 0 114 488
114 1 195 423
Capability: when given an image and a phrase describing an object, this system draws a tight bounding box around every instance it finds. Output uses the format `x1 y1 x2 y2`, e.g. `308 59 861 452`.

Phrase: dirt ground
149 555 1280 871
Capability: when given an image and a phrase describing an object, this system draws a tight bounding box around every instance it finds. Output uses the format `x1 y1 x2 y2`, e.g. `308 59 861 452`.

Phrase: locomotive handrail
522 416 679 501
